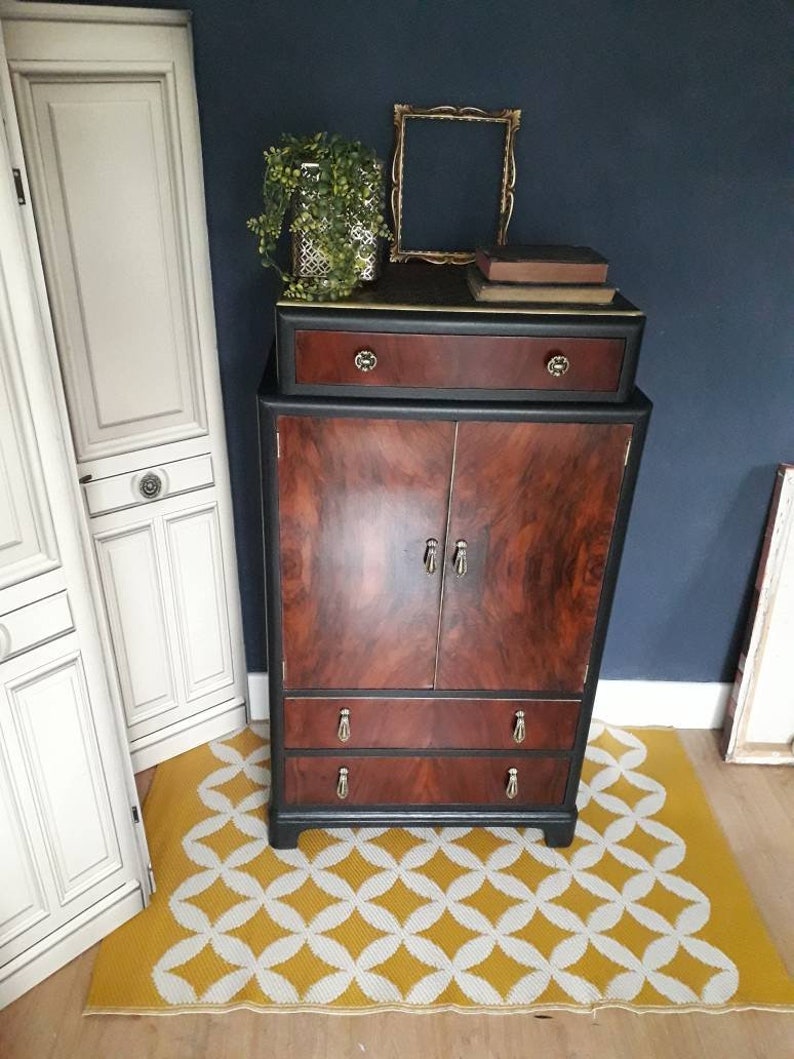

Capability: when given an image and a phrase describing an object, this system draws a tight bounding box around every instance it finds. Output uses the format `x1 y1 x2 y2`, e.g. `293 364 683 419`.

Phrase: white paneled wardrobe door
0 34 149 1004
2 2 248 768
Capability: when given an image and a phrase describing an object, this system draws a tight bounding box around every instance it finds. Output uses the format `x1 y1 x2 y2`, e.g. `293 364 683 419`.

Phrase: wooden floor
1 730 793 1059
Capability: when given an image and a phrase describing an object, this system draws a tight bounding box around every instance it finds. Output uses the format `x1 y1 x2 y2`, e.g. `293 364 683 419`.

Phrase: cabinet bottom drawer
284 697 579 750
283 755 569 807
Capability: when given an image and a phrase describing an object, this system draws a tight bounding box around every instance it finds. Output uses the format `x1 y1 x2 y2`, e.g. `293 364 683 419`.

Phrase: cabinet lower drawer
283 755 570 806
294 330 625 393
284 697 579 750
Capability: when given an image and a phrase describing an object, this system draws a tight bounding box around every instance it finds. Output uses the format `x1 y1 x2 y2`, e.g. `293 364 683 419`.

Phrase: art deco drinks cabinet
258 264 650 849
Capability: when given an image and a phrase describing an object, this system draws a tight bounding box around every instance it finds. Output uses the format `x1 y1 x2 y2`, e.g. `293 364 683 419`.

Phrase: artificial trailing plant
247 131 390 301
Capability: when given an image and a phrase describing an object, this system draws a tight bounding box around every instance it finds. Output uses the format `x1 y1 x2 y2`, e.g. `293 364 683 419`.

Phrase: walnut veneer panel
436 421 631 692
277 416 454 689
284 755 570 806
283 697 579 750
295 330 625 392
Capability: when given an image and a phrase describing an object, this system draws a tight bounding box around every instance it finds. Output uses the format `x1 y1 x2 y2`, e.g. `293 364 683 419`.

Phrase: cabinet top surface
276 262 643 319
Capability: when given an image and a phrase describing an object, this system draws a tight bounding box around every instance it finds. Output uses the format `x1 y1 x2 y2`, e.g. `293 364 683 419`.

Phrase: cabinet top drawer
293 329 626 395
275 264 644 404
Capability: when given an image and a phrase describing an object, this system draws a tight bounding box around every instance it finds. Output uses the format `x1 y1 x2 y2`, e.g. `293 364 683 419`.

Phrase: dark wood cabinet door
277 416 455 689
436 421 632 692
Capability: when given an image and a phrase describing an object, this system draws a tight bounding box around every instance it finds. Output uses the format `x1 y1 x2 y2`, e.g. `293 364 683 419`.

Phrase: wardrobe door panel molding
0 258 58 591
13 71 207 462
92 490 238 758
93 519 179 729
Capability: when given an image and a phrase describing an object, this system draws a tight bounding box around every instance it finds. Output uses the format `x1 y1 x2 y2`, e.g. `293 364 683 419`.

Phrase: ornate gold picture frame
390 104 521 265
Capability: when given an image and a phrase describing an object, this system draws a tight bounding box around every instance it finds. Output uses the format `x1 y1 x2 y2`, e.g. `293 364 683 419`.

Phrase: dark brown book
475 244 609 284
466 265 616 305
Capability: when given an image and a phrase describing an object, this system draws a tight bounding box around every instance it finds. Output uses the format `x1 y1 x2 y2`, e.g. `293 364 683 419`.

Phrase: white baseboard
593 680 731 729
247 671 270 721
245 674 730 730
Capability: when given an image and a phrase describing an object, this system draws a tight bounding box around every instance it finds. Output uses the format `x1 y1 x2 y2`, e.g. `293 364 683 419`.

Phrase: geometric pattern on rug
87 723 794 1014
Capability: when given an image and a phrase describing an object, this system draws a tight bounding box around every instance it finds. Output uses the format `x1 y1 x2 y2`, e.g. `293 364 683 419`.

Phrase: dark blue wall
88 0 794 681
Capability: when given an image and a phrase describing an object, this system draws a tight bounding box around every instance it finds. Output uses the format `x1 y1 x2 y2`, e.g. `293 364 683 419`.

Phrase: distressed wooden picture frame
390 104 521 265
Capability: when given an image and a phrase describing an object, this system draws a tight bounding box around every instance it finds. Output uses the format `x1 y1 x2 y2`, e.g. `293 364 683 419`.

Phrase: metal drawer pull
512 710 526 744
453 540 468 577
0 624 10 662
354 348 378 372
546 352 570 377
336 766 349 800
337 708 351 743
506 767 518 800
138 471 163 500
424 538 439 575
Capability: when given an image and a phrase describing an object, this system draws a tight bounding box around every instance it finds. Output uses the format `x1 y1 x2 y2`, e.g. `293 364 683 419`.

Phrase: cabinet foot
267 819 302 850
543 819 576 848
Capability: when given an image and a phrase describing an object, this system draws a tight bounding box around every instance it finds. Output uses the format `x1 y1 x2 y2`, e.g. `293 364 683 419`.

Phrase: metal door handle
424 538 439 575
453 540 468 577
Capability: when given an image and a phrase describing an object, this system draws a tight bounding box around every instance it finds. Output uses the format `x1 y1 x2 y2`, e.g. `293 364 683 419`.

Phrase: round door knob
138 471 163 500
354 349 378 372
546 352 570 377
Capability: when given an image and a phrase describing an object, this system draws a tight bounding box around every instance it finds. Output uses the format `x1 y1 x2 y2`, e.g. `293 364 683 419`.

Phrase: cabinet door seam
432 421 459 690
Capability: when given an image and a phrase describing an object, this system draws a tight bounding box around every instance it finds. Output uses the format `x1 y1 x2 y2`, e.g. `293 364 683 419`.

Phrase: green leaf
246 130 391 302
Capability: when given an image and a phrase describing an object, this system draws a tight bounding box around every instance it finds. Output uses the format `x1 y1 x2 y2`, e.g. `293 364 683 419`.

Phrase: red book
475 245 609 284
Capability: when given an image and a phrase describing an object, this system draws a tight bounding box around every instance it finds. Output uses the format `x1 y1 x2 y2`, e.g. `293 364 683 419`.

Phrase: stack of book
467 245 615 304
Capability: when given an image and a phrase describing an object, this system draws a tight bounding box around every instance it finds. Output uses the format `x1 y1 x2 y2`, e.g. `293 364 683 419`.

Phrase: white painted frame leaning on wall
721 464 794 764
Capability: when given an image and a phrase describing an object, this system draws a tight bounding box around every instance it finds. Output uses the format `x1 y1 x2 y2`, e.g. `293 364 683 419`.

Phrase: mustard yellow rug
86 723 794 1014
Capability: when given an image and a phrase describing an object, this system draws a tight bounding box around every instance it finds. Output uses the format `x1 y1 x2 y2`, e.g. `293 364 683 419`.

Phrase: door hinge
276 430 281 459
147 863 157 894
12 168 25 205
132 805 140 824
624 437 632 466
